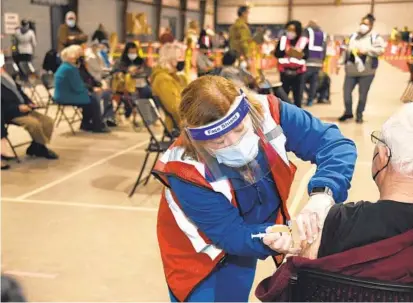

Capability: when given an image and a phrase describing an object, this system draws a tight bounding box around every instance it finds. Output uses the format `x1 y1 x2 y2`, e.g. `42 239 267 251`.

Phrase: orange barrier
383 41 412 72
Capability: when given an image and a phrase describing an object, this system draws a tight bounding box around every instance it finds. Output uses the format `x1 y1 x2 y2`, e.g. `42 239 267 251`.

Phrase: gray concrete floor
1 61 409 301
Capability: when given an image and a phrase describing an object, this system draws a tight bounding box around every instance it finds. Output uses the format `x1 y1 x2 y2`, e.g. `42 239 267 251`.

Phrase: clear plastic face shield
185 91 280 189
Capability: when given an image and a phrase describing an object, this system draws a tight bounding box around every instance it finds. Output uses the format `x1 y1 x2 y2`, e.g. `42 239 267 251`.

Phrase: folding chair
152 95 181 140
16 61 46 107
128 98 176 197
40 72 56 115
288 268 413 302
4 124 32 163
54 104 83 135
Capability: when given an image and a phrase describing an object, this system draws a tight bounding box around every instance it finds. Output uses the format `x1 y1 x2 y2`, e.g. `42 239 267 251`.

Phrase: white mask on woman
286 31 297 40
359 24 370 34
128 54 138 61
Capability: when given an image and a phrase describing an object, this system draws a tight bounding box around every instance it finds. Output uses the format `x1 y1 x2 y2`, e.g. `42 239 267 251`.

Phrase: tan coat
229 18 251 57
151 66 186 132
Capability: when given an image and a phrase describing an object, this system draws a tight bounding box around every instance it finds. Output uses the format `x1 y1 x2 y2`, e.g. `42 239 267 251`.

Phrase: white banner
3 13 19 34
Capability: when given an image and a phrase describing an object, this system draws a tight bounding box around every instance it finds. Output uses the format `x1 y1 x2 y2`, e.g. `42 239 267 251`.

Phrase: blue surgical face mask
212 129 260 167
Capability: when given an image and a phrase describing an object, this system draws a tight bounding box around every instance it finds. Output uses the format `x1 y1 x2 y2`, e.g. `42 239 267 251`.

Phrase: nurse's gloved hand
296 193 334 245
262 226 301 255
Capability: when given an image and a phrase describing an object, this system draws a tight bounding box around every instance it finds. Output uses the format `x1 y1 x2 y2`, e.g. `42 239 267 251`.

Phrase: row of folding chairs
4 59 180 194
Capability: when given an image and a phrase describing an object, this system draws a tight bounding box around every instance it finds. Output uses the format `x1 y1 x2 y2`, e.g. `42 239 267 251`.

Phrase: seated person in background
1 54 58 159
151 43 187 132
159 28 175 45
54 45 109 133
256 103 413 302
98 42 111 68
198 29 213 51
196 44 214 77
112 42 152 119
91 23 108 44
219 50 257 88
84 40 116 126
57 11 88 53
304 70 331 104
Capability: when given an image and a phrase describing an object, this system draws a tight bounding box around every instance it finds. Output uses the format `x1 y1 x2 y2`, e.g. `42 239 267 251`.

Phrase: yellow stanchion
184 47 193 81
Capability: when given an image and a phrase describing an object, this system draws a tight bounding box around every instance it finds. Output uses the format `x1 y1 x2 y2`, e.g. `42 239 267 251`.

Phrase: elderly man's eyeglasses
371 130 392 157
371 130 386 145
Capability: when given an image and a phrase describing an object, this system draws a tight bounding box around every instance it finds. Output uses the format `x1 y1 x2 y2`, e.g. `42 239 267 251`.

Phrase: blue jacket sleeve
168 176 277 259
280 101 357 202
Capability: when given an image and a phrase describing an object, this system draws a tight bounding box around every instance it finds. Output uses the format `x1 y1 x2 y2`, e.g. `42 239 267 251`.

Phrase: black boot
338 114 354 122
26 142 39 156
27 142 59 159
37 144 59 159
356 115 364 124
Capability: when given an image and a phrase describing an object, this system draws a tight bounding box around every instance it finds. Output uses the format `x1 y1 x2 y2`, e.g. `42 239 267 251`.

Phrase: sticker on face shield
188 95 250 141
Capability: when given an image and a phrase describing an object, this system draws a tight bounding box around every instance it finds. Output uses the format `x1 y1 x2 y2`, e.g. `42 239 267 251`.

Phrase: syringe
251 233 267 239
251 224 293 240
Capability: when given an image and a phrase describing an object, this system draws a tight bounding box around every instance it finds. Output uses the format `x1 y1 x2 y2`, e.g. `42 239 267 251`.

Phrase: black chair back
289 268 413 302
41 72 55 90
152 95 180 135
135 98 173 142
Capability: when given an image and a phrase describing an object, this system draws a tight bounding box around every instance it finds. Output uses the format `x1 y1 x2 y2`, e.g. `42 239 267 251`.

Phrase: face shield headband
187 90 250 141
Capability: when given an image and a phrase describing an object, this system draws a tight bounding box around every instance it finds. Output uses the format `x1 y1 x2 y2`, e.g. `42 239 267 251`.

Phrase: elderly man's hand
18 104 32 113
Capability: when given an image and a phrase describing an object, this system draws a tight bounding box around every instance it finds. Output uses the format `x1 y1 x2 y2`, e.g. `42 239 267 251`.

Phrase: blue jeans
303 66 321 105
169 255 257 302
96 90 115 121
343 74 375 118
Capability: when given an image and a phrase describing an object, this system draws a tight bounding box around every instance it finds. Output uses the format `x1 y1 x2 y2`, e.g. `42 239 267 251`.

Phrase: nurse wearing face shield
152 76 357 302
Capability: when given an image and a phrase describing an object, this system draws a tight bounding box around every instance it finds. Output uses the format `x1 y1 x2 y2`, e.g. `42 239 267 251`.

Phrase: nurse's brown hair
179 75 264 159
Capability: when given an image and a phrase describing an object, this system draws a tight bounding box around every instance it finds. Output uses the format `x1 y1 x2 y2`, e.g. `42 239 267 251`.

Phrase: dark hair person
337 13 385 123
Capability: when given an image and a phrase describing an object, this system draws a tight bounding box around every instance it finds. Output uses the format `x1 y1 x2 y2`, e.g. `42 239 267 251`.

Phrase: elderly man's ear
377 145 390 166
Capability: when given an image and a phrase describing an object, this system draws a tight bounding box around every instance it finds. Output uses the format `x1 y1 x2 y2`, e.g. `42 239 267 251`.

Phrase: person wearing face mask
13 19 37 64
302 20 327 106
57 11 88 53
218 50 257 89
151 75 357 302
112 42 151 119
256 104 413 302
196 44 215 77
1 52 58 160
275 20 309 108
151 43 187 133
54 45 109 133
338 14 385 123
84 40 116 126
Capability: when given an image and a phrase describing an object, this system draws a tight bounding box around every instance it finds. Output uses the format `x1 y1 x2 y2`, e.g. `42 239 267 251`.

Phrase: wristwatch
310 186 333 197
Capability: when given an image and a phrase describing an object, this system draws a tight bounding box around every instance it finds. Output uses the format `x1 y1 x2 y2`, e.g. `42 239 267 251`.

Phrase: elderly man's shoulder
329 199 413 217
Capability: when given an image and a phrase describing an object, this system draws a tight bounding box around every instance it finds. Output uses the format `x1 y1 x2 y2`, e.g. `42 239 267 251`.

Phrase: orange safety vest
152 95 297 302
